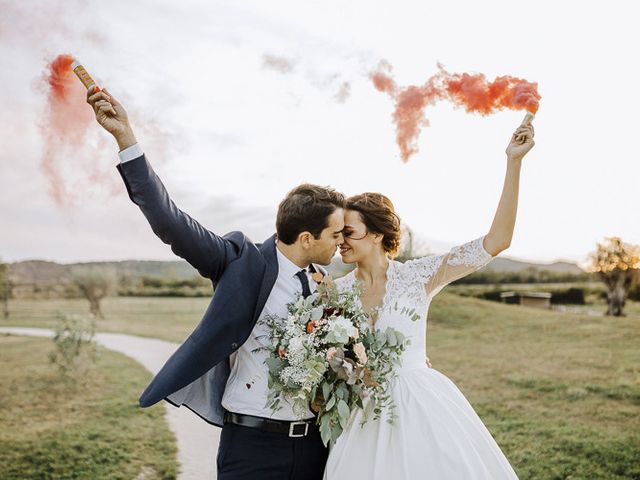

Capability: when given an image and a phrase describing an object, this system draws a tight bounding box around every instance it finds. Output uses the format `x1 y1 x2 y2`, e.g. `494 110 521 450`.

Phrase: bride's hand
506 120 535 161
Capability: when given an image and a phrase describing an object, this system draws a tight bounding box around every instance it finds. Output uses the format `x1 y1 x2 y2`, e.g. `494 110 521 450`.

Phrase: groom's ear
298 231 313 249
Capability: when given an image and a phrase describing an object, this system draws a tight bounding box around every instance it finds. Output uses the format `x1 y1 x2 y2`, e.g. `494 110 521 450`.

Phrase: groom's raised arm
86 87 239 281
117 153 238 281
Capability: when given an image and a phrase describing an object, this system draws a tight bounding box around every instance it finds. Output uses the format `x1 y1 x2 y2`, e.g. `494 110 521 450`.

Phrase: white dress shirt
222 246 317 420
118 146 317 420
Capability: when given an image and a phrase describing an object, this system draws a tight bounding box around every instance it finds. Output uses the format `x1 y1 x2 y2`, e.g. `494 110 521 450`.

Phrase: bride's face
340 209 382 264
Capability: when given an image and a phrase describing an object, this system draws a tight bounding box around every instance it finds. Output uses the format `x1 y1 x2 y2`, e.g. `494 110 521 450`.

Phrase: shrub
48 314 98 379
549 288 586 305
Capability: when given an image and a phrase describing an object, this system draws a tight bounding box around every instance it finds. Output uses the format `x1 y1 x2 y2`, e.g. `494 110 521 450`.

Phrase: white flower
333 315 353 330
329 316 354 344
287 336 306 362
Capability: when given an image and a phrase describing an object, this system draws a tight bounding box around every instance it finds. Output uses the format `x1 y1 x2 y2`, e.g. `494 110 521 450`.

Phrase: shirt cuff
118 144 144 163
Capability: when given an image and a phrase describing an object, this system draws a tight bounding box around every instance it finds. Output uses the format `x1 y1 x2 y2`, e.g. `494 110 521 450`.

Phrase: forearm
485 157 522 255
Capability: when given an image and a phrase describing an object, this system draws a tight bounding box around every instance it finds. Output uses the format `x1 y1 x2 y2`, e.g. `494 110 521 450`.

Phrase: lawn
428 294 640 479
0 335 178 480
2 293 640 478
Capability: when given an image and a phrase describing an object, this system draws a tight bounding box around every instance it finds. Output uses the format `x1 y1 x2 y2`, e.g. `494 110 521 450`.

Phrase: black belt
224 411 318 438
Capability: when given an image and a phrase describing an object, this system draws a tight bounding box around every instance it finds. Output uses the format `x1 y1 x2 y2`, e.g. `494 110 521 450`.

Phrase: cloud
262 53 296 74
334 81 351 103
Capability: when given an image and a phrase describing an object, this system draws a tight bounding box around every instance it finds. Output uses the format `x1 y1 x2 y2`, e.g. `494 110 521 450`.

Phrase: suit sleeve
116 155 239 281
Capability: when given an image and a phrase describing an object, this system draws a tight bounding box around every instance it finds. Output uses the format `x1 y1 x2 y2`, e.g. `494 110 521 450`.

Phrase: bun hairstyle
346 193 401 258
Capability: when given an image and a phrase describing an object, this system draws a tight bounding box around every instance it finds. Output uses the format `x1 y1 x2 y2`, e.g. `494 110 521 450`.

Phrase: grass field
3 296 204 342
2 293 639 479
0 336 178 480
428 294 640 479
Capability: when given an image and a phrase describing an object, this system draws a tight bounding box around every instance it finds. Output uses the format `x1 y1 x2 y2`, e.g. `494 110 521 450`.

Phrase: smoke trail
371 62 540 162
41 53 94 205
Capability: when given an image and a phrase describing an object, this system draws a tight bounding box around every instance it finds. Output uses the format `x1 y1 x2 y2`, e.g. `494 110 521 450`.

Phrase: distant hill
481 256 585 274
10 260 199 284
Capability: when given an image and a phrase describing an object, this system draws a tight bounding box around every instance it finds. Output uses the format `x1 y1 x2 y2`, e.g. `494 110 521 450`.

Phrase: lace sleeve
426 235 495 298
404 235 495 298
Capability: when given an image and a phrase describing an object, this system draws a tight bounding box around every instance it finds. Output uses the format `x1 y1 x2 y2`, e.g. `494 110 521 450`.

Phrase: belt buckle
288 421 309 438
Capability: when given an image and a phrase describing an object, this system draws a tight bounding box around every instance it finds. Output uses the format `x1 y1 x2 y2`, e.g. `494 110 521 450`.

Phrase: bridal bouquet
259 277 409 445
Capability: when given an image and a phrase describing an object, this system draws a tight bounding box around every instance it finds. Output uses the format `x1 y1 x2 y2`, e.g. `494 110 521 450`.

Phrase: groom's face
307 208 345 265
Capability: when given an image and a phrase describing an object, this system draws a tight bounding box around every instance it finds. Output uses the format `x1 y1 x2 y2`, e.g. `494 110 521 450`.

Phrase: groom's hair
276 184 345 245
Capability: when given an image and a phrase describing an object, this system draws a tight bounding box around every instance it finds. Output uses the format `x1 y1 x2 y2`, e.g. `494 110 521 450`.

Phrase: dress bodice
335 235 495 372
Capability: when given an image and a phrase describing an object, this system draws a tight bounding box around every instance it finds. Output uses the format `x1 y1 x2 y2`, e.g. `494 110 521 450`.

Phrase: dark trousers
217 422 328 480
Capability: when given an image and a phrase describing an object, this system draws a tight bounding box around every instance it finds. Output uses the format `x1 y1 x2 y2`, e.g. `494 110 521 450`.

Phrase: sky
1 0 638 269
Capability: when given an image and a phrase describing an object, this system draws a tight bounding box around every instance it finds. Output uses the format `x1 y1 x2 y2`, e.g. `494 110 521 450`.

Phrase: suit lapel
253 234 279 324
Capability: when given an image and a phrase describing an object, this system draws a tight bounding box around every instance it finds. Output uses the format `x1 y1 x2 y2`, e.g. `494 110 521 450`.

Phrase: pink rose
326 347 338 362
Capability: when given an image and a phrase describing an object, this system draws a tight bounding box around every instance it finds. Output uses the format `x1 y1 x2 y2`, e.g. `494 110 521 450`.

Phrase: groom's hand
86 86 137 151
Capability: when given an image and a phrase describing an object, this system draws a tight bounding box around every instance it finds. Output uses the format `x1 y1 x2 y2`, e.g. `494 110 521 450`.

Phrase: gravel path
0 326 219 479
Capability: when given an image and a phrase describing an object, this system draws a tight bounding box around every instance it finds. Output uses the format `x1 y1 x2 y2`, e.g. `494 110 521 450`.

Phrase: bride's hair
346 193 401 258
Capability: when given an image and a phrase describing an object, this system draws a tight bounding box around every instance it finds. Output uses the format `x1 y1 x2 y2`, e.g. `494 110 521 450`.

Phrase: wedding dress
324 236 519 479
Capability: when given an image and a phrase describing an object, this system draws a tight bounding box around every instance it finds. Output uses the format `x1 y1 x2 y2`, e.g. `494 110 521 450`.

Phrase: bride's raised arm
482 116 535 257
409 117 536 298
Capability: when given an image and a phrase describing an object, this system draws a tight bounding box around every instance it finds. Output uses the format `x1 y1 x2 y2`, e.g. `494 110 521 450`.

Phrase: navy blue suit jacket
117 155 321 426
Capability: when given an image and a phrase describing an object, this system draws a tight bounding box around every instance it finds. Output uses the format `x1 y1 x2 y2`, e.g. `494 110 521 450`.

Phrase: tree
71 270 115 320
588 237 640 316
0 259 11 319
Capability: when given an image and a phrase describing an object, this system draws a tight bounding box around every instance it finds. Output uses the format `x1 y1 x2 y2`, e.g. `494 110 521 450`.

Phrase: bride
325 119 534 479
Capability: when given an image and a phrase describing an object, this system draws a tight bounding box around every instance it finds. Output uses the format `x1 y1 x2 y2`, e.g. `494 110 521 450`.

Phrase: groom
86 86 345 479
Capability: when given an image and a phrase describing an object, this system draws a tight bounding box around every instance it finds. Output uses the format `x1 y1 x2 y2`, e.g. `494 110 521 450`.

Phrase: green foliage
0 260 8 297
48 314 98 379
626 283 640 301
452 267 594 285
118 275 213 297
0 259 12 318
454 286 587 305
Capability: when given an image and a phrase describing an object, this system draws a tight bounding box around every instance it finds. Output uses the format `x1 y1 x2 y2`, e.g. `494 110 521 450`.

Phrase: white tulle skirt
324 365 519 479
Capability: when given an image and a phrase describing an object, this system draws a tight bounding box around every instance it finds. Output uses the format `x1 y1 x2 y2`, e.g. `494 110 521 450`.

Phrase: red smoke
41 53 94 205
371 63 541 162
